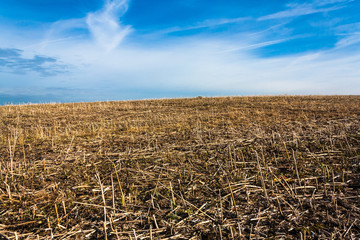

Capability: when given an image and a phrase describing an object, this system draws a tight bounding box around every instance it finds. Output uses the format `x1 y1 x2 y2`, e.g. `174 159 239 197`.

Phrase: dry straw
0 95 359 239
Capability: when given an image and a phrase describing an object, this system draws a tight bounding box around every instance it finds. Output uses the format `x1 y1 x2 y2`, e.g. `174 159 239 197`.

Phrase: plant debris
0 96 359 239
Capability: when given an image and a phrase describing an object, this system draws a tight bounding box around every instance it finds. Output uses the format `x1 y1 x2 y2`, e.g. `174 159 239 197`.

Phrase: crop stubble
0 96 359 239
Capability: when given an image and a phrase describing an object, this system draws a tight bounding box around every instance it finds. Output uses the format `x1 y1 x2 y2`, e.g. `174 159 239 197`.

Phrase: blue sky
0 0 359 104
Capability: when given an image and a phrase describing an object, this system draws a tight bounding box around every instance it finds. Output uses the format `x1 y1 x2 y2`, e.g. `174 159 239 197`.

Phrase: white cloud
86 0 132 51
336 33 360 48
314 0 354 6
39 36 360 96
335 22 360 34
22 0 132 53
159 17 250 34
334 22 360 49
221 38 294 53
258 2 344 21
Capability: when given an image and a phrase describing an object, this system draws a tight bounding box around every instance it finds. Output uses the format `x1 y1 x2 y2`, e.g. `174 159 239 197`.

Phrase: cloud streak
48 35 359 97
333 22 360 49
0 48 68 76
86 0 132 51
159 17 250 34
258 1 347 20
335 33 360 48
314 0 354 6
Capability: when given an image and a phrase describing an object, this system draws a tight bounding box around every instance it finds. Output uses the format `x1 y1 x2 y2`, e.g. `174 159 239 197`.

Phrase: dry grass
0 95 359 239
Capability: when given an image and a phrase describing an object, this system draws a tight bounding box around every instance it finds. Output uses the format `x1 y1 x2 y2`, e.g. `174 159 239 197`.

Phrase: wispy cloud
314 0 354 6
86 0 132 51
0 48 22 58
335 33 360 48
159 17 250 34
0 48 68 76
221 38 293 53
258 1 346 21
48 36 359 96
336 22 360 33
34 0 132 52
334 22 360 49
48 18 87 37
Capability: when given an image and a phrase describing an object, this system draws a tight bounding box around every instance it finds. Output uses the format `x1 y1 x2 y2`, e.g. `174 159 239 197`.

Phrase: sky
0 0 359 104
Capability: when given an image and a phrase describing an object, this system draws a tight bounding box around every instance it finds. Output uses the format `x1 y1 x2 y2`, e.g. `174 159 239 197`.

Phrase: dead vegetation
0 95 359 239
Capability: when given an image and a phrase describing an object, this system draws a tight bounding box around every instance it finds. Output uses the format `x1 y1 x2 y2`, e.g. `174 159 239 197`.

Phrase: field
0 96 359 239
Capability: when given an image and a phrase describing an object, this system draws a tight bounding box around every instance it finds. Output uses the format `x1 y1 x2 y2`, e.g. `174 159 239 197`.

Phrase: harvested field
0 96 359 239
